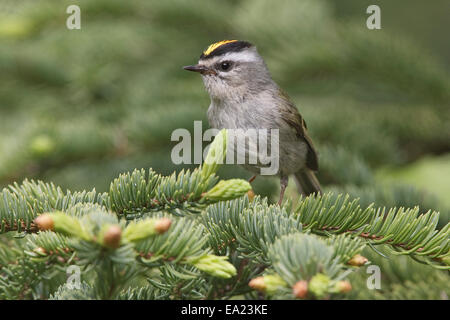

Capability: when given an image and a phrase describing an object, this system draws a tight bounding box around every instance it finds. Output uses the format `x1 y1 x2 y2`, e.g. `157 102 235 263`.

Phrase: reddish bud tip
337 280 352 293
249 277 266 291
293 280 308 299
155 218 172 234
103 225 122 248
347 254 368 266
35 214 54 231
34 247 47 255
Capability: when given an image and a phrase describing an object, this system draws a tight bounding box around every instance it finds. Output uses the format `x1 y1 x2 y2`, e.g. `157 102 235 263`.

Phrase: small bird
184 40 322 204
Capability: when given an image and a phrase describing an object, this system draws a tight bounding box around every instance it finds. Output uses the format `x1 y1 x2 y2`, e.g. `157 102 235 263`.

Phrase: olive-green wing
279 89 319 171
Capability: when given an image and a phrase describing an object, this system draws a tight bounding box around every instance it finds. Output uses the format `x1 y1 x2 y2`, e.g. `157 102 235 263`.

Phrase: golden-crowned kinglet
184 40 322 204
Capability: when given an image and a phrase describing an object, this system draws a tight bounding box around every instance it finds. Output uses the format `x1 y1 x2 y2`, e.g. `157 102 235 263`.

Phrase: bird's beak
183 64 209 74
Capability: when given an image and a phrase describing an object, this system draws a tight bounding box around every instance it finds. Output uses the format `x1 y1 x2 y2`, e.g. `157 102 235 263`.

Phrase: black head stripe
200 41 253 60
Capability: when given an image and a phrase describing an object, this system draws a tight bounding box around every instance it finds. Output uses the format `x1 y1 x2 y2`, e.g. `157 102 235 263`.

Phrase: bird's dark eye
218 61 232 72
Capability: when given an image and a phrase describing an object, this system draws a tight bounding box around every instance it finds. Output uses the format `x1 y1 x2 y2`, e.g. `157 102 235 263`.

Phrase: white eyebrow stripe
221 51 258 63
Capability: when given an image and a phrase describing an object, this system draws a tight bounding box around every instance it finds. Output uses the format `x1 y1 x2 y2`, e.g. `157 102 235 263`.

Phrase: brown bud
292 280 308 299
336 280 352 293
249 277 266 292
155 218 171 234
347 254 368 266
103 225 122 248
34 247 47 255
35 214 54 231
247 189 255 202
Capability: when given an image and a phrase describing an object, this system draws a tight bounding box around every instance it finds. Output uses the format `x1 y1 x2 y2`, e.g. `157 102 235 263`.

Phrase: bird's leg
278 176 289 206
248 175 257 183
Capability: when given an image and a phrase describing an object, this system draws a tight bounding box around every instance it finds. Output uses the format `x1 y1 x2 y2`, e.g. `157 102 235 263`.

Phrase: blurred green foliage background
0 0 449 300
0 0 449 217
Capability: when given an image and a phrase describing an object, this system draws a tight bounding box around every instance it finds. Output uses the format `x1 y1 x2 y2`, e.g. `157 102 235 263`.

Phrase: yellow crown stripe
203 40 238 56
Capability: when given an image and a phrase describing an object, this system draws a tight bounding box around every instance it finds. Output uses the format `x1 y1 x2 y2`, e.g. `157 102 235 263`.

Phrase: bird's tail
293 169 322 196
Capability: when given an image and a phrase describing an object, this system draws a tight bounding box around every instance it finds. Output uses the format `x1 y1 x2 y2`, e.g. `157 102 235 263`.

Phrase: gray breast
206 99 308 176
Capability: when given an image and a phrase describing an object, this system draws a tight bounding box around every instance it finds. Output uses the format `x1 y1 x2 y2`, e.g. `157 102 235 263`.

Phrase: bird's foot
278 176 289 206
